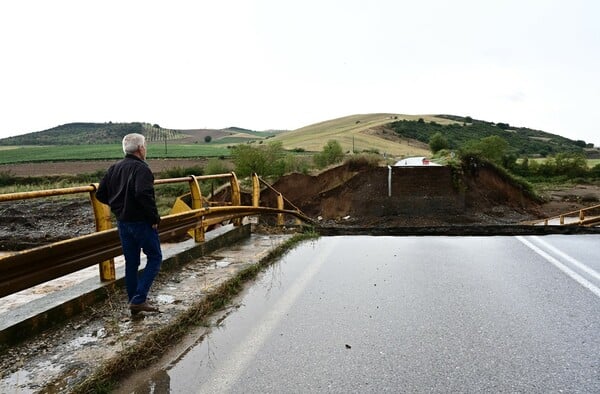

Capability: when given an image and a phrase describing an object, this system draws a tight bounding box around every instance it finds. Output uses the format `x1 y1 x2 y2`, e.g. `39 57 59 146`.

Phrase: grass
68 230 319 393
588 159 600 167
270 113 443 157
0 144 231 165
520 157 600 167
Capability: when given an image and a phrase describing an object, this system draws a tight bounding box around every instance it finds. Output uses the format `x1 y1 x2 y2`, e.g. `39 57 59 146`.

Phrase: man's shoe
129 301 159 315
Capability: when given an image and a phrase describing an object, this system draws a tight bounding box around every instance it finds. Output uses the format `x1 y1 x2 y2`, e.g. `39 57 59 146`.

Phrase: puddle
205 259 233 270
67 333 100 347
156 294 176 304
2 369 35 394
215 260 231 268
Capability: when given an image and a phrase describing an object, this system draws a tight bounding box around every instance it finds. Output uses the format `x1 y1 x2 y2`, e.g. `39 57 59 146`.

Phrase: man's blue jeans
117 221 162 305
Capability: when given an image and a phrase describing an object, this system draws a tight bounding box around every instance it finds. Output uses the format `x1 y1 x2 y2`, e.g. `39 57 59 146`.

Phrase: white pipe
387 165 392 197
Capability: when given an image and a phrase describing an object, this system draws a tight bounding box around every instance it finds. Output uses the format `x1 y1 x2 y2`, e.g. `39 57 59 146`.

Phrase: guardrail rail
0 172 312 298
525 203 600 226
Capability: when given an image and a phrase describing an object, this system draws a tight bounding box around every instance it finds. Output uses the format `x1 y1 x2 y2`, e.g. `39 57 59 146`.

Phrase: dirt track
0 159 209 177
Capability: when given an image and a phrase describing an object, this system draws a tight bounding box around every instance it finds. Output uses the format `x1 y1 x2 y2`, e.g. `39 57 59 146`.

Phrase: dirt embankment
1 160 600 250
260 161 549 227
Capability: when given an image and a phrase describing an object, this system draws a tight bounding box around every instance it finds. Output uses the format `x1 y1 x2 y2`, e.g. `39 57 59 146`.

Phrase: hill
0 114 592 159
0 123 279 146
270 113 589 157
395 115 587 156
271 113 450 156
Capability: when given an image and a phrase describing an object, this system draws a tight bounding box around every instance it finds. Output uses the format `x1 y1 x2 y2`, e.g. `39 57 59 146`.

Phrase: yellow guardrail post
252 173 260 207
277 193 284 226
189 175 205 242
230 172 242 226
89 184 116 281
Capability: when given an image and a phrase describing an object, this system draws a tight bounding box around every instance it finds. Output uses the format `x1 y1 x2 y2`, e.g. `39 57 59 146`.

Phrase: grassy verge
69 230 319 393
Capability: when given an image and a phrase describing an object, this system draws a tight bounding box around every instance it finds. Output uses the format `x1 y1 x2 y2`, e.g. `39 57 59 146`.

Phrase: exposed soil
259 161 599 227
0 158 211 177
1 160 600 250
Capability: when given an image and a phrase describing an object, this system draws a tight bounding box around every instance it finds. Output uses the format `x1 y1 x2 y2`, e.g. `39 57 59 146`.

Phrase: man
96 133 162 315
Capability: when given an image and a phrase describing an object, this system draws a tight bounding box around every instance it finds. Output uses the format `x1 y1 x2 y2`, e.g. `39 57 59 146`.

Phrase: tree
477 135 509 164
429 132 449 153
204 135 212 143
554 152 588 178
231 141 285 178
313 140 344 168
459 135 508 165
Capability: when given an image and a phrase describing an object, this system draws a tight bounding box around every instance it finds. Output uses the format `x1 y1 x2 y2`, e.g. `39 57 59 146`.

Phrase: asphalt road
122 235 600 393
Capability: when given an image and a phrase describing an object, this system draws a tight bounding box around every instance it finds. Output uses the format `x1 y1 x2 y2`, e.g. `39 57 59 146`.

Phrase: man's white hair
122 133 146 155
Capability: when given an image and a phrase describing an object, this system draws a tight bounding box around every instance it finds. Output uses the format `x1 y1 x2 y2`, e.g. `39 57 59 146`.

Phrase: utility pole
164 131 168 155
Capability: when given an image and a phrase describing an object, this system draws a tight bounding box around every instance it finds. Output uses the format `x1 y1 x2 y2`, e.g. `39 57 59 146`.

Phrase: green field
0 143 231 164
0 115 435 164
521 157 600 167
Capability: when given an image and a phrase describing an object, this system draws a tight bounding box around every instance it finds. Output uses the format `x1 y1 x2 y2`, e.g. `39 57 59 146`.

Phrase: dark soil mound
259 162 544 227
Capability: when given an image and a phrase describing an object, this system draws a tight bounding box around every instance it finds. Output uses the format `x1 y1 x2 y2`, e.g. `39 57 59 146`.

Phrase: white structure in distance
393 157 441 166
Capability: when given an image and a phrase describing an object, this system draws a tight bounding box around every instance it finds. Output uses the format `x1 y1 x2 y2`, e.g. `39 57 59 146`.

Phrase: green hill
271 113 589 157
0 122 184 145
0 123 278 146
0 114 591 159
396 115 587 156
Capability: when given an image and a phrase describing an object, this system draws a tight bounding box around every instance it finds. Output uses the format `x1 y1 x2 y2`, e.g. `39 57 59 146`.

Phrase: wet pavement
117 235 600 393
0 227 294 393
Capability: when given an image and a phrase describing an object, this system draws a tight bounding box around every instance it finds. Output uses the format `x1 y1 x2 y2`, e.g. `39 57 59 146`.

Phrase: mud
1 162 600 250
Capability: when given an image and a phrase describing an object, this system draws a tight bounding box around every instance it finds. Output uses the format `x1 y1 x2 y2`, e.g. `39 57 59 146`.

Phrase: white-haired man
96 133 162 315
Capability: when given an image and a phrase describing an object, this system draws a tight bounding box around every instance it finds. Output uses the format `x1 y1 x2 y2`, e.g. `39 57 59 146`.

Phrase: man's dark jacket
96 154 160 225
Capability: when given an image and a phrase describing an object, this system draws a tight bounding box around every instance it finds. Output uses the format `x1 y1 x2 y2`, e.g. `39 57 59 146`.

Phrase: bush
344 154 381 169
160 165 204 178
313 140 344 169
459 135 508 165
204 158 231 176
429 132 449 153
283 155 311 174
232 141 286 178
0 171 16 187
591 164 600 179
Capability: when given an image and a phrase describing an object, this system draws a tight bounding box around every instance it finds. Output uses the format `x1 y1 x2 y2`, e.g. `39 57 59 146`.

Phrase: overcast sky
1 0 598 146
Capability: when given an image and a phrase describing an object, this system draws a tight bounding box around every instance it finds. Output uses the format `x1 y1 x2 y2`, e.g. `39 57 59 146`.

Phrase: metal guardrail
0 172 312 298
525 203 600 226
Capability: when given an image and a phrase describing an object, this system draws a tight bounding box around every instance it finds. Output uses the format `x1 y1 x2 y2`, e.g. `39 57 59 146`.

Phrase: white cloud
0 0 599 146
